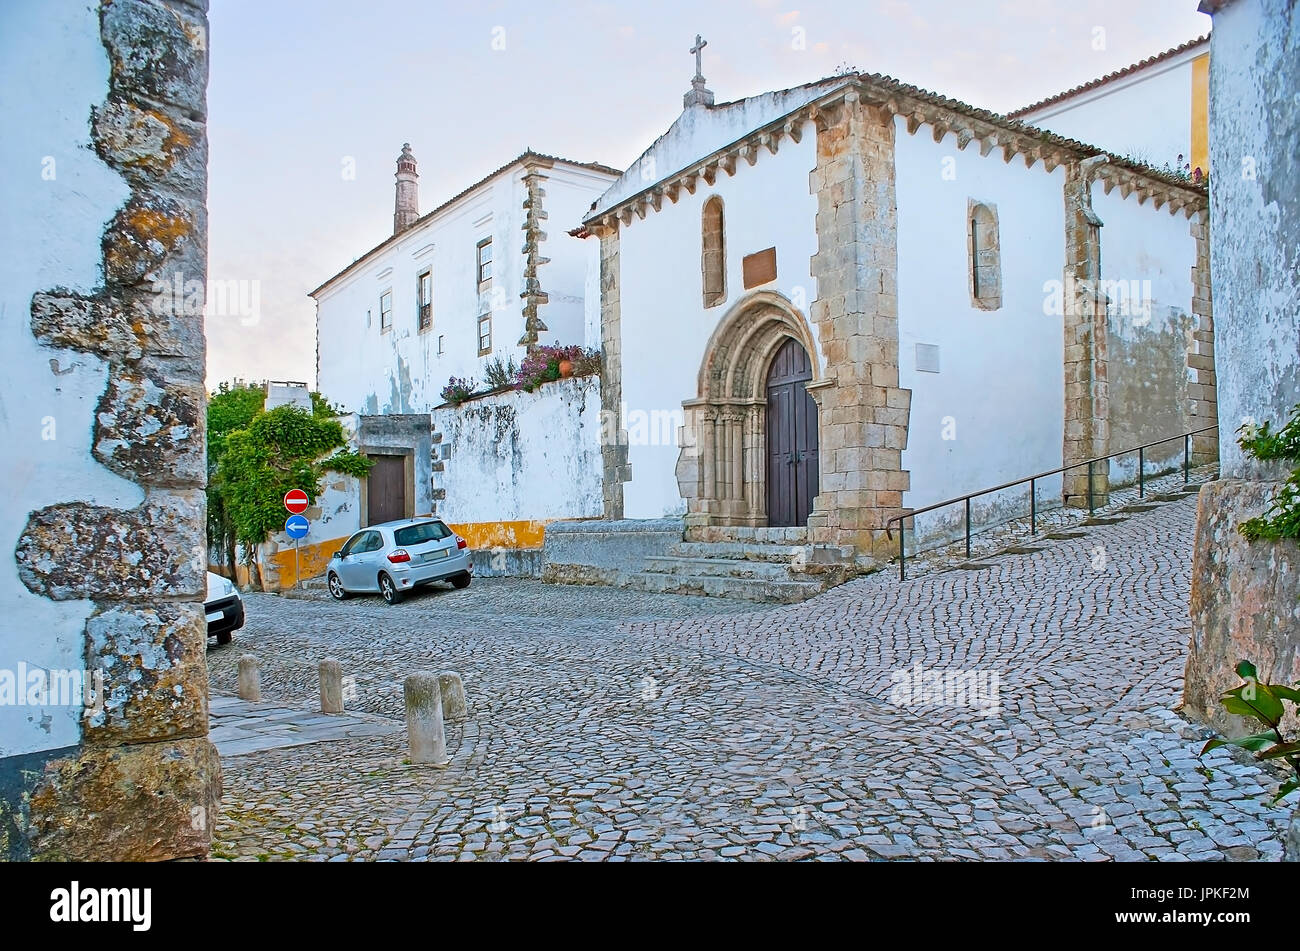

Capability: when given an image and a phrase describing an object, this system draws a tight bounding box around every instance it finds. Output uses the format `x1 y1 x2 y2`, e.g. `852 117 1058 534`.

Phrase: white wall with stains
432 378 603 523
1093 183 1198 481
0 3 131 756
1206 0 1300 476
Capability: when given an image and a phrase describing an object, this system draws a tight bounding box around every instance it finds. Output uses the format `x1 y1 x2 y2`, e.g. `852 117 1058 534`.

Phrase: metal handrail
884 424 1219 581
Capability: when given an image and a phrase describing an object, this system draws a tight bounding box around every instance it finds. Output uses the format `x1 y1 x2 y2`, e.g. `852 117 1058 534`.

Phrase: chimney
393 143 419 234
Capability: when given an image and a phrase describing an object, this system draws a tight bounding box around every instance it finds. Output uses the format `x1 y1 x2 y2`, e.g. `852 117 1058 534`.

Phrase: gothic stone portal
677 291 822 529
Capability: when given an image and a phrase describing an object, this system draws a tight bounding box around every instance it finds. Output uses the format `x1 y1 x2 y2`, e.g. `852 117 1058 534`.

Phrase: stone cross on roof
684 33 714 109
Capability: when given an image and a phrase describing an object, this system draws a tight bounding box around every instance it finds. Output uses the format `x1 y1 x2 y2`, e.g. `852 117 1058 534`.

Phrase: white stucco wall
616 121 820 519
432 378 603 523
315 162 614 415
541 169 616 350
0 3 133 756
1092 184 1197 483
1206 0 1300 477
1016 47 1204 170
592 80 844 217
895 120 1067 540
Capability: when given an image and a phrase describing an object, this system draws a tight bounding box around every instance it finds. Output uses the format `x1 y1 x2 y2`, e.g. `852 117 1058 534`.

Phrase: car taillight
456 536 467 549
388 548 411 563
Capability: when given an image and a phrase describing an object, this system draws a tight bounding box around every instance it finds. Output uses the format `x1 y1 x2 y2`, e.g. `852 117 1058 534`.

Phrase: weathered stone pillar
807 91 910 555
1061 158 1110 507
404 673 450 767
438 671 467 721
319 658 344 714
595 225 629 518
1187 209 1218 463
237 656 262 702
5 0 220 861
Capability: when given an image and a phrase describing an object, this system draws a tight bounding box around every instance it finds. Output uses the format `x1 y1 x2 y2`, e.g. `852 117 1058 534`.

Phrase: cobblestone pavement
208 494 1293 861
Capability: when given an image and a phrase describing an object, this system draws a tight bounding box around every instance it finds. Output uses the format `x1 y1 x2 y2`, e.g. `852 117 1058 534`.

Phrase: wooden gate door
765 337 819 527
366 455 406 525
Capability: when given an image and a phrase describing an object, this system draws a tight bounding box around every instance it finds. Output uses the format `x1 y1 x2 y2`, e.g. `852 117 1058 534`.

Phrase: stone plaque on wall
742 247 777 289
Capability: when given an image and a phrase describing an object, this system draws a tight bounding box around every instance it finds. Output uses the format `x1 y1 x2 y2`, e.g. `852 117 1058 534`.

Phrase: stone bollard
438 671 467 721
404 672 449 767
236 655 261 702
319 658 344 714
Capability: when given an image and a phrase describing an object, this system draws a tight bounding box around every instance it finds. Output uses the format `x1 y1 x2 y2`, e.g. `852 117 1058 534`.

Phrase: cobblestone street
208 494 1292 861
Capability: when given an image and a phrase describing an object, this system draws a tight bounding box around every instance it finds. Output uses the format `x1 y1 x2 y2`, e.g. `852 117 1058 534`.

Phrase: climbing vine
1238 404 1300 541
207 386 371 583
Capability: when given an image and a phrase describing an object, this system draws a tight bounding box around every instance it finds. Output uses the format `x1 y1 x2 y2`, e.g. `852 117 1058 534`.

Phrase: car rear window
393 521 453 546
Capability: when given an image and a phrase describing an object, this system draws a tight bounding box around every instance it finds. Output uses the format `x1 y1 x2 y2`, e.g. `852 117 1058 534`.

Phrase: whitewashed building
313 147 618 414
1009 35 1211 177
572 45 1214 589
298 148 617 583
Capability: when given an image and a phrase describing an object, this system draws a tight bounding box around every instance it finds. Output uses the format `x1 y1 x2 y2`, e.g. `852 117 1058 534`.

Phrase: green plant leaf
1221 684 1285 725
1235 660 1259 681
1270 684 1300 703
1257 741 1300 760
1201 732 1277 755
1273 777 1299 803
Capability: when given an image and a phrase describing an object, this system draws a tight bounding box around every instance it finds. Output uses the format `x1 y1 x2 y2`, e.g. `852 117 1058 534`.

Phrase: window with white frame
417 269 432 331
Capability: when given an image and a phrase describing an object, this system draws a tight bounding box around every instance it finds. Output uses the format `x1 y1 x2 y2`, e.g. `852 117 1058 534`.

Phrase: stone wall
2 0 218 860
1185 480 1300 736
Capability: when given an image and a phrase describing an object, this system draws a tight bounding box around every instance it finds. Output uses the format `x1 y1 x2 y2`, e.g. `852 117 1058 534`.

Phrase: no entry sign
284 489 309 514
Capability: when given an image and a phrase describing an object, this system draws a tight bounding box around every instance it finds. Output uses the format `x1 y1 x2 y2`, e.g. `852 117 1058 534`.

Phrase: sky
204 0 1211 391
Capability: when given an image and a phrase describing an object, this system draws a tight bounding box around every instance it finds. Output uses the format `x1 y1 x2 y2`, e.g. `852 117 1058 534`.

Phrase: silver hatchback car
326 518 472 604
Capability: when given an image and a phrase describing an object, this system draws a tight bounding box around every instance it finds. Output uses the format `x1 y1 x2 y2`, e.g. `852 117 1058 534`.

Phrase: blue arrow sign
285 514 310 539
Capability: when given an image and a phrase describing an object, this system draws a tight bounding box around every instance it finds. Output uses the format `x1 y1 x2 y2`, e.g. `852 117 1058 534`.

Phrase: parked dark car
205 571 245 645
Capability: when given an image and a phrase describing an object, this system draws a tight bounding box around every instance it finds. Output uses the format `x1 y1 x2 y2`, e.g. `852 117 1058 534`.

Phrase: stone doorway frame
676 290 824 528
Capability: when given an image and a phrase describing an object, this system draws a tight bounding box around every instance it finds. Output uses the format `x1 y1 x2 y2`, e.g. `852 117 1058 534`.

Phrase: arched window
702 196 726 308
969 201 1002 310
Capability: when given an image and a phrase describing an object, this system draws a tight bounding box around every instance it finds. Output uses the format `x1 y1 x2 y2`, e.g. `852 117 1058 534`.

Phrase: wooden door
367 455 406 525
765 337 819 527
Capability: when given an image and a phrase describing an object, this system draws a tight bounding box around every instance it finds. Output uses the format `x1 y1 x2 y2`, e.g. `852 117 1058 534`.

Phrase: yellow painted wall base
267 535 352 590
249 520 553 591
449 519 550 550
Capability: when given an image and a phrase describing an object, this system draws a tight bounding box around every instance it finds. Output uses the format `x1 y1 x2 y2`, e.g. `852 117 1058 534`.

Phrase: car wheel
451 572 472 589
216 630 232 646
327 572 348 601
379 573 403 604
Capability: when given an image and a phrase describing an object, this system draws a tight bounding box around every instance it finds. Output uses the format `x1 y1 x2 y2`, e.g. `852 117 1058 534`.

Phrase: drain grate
997 545 1044 555
1081 517 1127 525
1044 531 1087 539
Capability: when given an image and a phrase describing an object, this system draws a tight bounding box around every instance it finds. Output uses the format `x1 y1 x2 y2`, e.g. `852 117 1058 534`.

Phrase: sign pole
295 536 301 590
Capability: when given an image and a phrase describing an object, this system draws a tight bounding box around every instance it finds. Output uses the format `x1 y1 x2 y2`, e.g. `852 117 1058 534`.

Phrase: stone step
671 541 800 563
644 554 800 581
685 525 811 545
628 570 825 603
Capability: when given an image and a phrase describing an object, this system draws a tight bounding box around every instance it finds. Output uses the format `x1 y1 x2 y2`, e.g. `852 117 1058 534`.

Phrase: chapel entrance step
634 538 856 604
